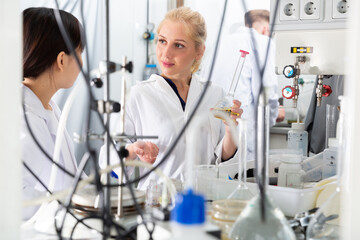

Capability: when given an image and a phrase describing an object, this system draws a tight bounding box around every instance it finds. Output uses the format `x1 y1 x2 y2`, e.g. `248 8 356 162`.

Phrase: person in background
245 10 285 122
21 7 84 219
244 9 270 36
100 7 243 190
202 9 282 161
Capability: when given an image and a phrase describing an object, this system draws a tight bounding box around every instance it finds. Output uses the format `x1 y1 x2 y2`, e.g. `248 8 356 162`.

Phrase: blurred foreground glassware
212 50 249 120
211 199 248 240
227 119 253 201
228 194 296 240
228 91 296 240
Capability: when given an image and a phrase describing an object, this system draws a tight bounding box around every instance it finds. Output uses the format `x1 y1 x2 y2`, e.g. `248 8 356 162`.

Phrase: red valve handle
282 86 296 99
322 85 332 97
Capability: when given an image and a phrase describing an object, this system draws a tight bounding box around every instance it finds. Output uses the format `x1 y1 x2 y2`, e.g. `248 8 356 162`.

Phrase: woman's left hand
223 99 243 126
221 99 243 160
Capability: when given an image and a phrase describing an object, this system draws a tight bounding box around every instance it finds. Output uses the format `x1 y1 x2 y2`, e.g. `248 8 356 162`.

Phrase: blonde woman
100 7 242 190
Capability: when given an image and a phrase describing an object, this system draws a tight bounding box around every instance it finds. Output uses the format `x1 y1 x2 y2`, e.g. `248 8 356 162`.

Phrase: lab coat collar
148 74 204 113
22 85 48 120
22 85 61 135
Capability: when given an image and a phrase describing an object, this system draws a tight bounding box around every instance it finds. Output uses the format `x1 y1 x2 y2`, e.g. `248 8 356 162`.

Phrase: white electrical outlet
332 0 349 19
300 0 321 20
280 0 300 21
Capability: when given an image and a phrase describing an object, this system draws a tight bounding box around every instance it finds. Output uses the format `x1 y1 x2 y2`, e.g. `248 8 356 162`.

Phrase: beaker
211 199 248 240
277 154 305 188
146 180 162 207
212 50 249 120
194 165 218 201
325 104 339 148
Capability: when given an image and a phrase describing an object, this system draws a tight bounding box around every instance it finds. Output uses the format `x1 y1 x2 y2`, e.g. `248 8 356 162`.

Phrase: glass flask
228 194 296 240
306 97 345 240
211 199 248 240
212 50 249 120
227 119 253 200
228 91 296 240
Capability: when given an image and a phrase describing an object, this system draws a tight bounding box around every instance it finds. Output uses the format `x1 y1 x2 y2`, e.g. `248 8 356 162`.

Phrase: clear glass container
212 50 249 120
277 154 305 188
288 123 308 157
227 119 253 200
211 199 248 240
194 165 218 201
228 194 296 240
325 104 339 148
146 180 162 207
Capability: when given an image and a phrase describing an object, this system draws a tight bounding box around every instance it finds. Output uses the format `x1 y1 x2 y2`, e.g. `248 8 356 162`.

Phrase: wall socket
280 0 300 21
332 0 349 19
300 0 321 20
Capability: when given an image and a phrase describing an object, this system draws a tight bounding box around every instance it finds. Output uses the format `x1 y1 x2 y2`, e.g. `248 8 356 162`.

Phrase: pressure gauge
283 65 296 78
282 86 296 99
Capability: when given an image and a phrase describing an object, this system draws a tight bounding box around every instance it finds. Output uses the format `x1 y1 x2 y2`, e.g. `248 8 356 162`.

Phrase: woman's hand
222 99 243 160
127 141 159 164
223 99 243 126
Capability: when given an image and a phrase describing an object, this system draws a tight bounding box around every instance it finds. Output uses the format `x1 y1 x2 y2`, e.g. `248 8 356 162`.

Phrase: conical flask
228 90 296 240
212 50 249 120
227 119 253 201
306 97 346 240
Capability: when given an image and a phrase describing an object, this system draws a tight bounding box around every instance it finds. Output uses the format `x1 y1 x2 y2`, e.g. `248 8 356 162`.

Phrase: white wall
0 0 22 238
186 0 271 73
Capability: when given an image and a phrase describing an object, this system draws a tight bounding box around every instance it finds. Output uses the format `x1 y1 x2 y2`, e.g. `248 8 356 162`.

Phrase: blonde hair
157 7 207 74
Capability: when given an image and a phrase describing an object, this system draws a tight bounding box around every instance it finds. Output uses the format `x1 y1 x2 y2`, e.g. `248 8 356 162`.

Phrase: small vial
288 123 308 157
146 180 162 207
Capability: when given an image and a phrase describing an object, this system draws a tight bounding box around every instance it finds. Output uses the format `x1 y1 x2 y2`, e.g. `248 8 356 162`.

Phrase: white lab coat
201 27 279 161
99 74 238 190
21 85 77 219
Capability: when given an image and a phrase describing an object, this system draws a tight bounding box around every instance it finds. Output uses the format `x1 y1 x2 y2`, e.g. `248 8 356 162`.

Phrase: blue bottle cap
171 189 205 225
146 64 157 68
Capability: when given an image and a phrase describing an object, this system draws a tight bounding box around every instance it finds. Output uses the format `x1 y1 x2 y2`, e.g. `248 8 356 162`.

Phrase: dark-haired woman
21 7 84 219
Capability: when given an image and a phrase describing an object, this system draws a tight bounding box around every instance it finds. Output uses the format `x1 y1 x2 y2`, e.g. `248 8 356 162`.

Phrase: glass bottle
212 50 249 120
288 123 308 157
277 154 305 188
228 91 296 240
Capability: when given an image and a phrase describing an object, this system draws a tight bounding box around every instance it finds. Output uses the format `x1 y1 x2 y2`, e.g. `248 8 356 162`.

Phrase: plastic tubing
23 160 176 207
49 82 82 192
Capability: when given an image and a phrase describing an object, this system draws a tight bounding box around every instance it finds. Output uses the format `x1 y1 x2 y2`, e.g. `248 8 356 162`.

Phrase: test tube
228 50 249 97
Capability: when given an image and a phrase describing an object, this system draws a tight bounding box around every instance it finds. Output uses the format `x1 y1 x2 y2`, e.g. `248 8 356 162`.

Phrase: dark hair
23 7 84 78
244 10 269 28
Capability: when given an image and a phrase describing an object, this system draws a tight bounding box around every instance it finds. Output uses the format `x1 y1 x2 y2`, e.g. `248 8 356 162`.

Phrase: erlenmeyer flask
228 193 296 240
227 119 253 200
212 50 249 120
228 91 296 240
